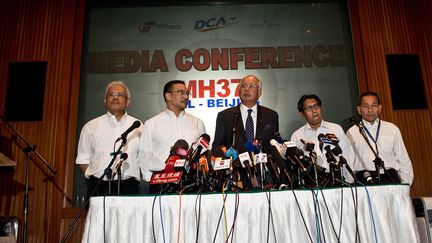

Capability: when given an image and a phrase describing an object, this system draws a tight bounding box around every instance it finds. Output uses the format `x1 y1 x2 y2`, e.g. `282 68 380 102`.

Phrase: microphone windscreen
170 139 189 155
331 146 342 156
225 147 239 160
246 140 259 153
212 145 228 159
120 153 128 160
317 133 326 142
201 133 211 143
272 132 285 144
196 134 211 151
268 145 288 169
270 139 286 159
132 120 141 128
173 139 189 149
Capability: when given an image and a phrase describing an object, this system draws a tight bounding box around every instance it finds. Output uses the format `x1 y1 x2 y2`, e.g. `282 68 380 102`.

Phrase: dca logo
194 17 238 32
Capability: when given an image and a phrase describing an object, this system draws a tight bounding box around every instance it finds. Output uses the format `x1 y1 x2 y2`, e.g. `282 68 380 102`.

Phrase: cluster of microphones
149 131 359 194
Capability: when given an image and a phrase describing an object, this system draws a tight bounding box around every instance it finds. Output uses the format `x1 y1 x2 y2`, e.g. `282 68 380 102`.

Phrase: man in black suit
212 74 279 151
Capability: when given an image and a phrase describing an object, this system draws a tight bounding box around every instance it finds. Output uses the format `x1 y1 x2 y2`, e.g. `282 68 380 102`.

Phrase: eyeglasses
170 90 190 96
304 104 321 112
240 83 259 90
106 92 128 99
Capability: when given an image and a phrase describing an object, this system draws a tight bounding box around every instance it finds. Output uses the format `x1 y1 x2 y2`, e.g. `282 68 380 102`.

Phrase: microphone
300 139 315 152
186 133 211 164
323 145 339 165
349 116 363 128
115 120 141 142
322 134 357 181
318 133 339 164
270 139 287 159
285 144 308 172
363 171 374 184
317 133 332 152
212 145 228 159
198 154 209 178
165 140 190 172
272 132 285 144
246 139 260 154
238 150 253 169
211 146 230 171
169 139 189 158
268 143 288 169
225 146 243 169
267 144 294 188
324 133 343 156
238 150 259 188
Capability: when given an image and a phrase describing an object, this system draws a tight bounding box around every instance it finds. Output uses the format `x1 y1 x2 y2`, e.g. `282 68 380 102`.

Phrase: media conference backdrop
74 1 358 203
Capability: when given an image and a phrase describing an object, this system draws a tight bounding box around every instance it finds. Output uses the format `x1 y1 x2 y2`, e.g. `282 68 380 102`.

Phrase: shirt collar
106 111 128 124
362 118 380 130
305 119 328 131
240 103 258 114
165 109 185 119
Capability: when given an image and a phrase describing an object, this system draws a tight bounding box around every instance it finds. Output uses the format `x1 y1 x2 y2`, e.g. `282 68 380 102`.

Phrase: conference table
81 184 419 242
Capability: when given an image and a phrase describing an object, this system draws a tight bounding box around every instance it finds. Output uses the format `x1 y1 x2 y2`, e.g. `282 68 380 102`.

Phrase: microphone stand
225 156 237 191
307 150 319 188
328 158 336 186
0 116 56 243
61 139 124 243
113 153 128 196
338 156 358 184
117 167 121 195
352 120 387 183
226 110 239 191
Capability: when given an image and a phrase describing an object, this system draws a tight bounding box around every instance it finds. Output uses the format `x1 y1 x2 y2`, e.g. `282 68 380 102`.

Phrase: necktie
245 109 254 142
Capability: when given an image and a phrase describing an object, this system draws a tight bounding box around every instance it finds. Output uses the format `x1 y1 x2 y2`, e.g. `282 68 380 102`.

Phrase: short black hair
163 80 186 102
358 91 381 106
297 94 322 112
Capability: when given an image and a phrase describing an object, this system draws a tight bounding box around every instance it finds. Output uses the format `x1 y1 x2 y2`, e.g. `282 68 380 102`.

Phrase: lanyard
361 119 381 155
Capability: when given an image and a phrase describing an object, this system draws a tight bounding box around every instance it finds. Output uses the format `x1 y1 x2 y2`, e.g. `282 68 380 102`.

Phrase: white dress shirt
139 109 206 181
291 120 354 181
75 112 143 181
346 118 413 184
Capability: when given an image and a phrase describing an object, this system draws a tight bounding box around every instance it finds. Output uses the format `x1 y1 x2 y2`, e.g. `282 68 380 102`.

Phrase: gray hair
240 74 262 91
105 80 131 99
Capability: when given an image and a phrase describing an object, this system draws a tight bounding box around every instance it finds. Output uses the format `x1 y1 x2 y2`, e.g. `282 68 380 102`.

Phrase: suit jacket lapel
256 105 264 139
235 105 247 142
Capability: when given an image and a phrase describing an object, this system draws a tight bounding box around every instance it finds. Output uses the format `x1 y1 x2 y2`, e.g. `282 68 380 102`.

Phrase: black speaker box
5 61 47 121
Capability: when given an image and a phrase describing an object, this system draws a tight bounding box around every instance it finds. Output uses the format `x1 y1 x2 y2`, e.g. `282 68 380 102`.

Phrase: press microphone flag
324 133 342 156
186 133 211 168
318 133 332 152
190 134 210 155
115 120 141 142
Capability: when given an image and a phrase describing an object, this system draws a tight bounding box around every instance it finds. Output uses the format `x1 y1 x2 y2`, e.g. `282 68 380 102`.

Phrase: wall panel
0 0 85 242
